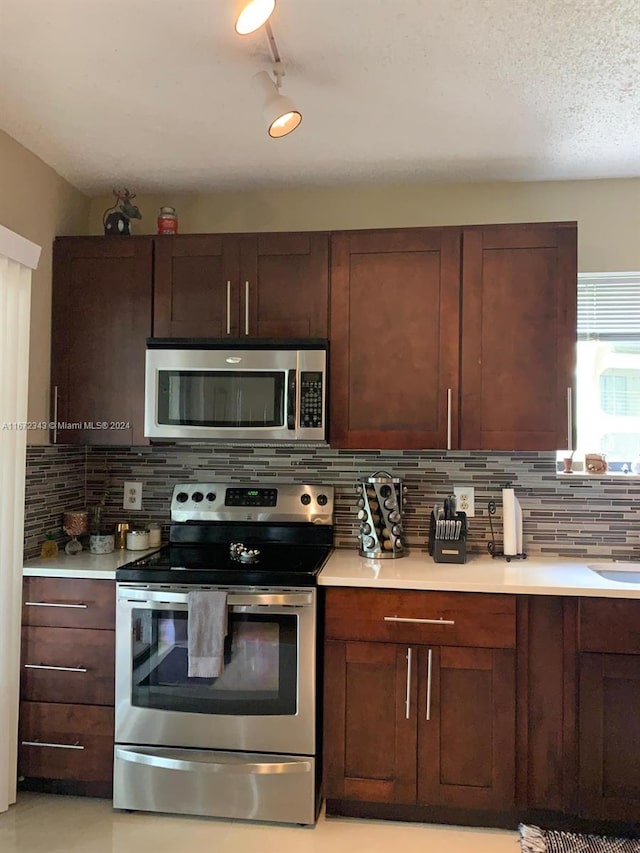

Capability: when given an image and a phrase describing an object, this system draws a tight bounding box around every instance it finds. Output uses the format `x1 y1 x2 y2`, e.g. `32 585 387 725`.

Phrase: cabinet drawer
22 577 115 629
21 626 115 705
324 588 516 648
579 598 640 654
18 701 114 783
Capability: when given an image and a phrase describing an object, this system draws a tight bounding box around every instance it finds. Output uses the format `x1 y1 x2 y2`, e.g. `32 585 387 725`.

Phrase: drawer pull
24 664 88 673
405 647 412 720
25 601 88 609
384 616 455 626
21 740 84 750
426 648 433 721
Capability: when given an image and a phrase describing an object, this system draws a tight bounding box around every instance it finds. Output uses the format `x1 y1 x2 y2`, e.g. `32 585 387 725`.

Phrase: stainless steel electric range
113 482 334 825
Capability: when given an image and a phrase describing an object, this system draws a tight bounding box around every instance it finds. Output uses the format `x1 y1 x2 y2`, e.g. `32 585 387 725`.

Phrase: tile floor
0 793 519 853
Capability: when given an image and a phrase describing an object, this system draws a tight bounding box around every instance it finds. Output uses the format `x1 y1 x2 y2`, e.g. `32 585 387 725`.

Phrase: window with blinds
576 272 640 466
578 273 640 341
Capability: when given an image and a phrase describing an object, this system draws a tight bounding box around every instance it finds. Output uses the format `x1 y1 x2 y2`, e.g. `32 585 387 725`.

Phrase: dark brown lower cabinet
19 577 115 797
579 653 640 822
324 640 516 817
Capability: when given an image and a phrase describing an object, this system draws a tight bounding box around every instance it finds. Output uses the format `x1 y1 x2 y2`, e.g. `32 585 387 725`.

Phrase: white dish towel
187 590 228 678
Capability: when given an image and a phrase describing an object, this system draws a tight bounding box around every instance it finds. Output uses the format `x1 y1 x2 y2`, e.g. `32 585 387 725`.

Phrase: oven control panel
225 487 278 507
170 482 334 524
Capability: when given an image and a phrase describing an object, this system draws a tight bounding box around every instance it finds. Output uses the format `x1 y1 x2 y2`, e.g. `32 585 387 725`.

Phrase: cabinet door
239 233 329 337
52 237 152 445
460 223 577 450
579 653 640 821
330 228 462 449
417 646 516 811
153 234 240 336
324 640 417 804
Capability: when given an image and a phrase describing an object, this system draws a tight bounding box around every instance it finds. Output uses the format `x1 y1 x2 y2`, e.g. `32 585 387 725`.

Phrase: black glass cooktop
116 542 332 587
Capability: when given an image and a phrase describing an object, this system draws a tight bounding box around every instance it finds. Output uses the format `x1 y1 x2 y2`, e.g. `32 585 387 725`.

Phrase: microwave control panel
300 371 324 428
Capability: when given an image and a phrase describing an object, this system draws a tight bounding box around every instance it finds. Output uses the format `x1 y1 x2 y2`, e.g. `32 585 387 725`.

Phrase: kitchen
2 2 640 851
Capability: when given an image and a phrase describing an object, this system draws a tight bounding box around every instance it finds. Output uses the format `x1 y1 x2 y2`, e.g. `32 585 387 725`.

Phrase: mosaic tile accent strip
26 445 640 561
24 447 87 558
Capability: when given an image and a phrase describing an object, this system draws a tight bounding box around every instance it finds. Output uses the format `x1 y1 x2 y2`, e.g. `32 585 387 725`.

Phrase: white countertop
23 548 162 580
318 549 640 598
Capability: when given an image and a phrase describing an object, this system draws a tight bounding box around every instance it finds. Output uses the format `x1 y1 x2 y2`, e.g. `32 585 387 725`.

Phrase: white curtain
0 225 41 813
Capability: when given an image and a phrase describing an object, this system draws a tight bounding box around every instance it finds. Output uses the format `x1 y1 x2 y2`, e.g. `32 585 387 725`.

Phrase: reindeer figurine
102 188 142 235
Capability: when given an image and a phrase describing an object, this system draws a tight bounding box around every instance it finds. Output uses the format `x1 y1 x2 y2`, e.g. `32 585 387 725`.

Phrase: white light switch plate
453 486 475 517
123 481 143 511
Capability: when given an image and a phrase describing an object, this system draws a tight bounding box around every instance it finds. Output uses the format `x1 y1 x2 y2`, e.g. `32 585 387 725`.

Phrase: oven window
158 370 285 427
130 610 297 716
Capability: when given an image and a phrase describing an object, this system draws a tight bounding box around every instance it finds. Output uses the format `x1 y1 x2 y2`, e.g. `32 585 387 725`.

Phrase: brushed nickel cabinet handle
52 385 58 444
245 280 250 335
405 647 413 720
226 281 231 335
426 648 433 721
24 663 88 673
447 388 452 450
384 616 455 626
22 740 84 750
25 601 88 609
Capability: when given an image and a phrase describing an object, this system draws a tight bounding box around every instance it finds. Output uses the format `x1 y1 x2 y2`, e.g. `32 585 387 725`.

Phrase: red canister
157 206 178 234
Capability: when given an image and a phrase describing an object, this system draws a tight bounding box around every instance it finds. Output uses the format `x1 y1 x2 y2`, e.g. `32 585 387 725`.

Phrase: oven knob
300 493 312 505
206 492 216 502
317 493 328 506
192 491 204 503
176 491 189 503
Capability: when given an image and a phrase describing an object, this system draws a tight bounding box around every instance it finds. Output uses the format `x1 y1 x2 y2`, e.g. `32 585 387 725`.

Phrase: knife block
428 511 467 564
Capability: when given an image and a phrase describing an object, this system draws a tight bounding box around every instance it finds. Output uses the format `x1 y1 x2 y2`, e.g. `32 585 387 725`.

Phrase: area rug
519 824 640 852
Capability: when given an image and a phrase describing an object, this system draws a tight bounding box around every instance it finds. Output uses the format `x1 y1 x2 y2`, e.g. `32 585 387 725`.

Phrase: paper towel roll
502 487 523 556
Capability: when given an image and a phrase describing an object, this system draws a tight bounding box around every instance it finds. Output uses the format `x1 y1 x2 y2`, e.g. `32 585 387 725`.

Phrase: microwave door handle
287 369 297 430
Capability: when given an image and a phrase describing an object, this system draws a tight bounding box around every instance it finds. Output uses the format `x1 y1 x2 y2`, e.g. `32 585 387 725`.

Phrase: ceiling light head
253 66 302 139
234 0 276 35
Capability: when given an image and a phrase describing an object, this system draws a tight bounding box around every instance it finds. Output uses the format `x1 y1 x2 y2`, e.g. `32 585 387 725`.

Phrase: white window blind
578 272 640 341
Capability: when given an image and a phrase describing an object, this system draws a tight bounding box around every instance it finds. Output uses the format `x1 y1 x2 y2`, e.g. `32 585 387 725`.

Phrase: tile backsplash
25 444 640 561
24 446 87 557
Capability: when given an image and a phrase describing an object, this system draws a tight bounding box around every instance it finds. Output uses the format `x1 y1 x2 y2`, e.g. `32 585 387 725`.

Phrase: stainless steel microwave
144 338 328 442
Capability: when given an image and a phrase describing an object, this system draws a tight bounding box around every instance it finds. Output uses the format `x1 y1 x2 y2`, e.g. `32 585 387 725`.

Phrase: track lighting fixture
254 62 302 138
234 0 276 35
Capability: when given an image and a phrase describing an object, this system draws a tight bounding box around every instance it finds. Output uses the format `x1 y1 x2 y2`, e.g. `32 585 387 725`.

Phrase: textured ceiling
1 0 639 195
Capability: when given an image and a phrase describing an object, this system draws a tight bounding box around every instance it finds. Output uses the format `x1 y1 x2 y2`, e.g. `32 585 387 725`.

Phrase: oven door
115 585 316 755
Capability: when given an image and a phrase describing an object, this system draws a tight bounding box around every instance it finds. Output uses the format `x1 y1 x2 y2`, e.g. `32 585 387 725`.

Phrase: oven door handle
118 590 313 607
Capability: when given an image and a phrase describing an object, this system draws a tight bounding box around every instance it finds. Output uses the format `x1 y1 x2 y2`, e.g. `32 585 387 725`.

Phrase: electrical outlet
123 481 143 511
453 486 475 517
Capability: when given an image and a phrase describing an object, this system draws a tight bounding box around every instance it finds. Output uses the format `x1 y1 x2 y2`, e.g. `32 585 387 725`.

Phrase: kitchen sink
588 563 640 584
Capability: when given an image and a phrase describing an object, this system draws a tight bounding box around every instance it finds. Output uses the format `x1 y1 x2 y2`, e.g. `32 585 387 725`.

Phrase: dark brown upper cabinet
330 222 577 451
460 222 577 451
329 227 462 449
51 236 152 446
153 232 329 339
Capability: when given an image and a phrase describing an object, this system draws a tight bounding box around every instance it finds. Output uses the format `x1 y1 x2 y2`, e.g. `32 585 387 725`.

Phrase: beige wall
0 131 90 443
90 177 640 272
